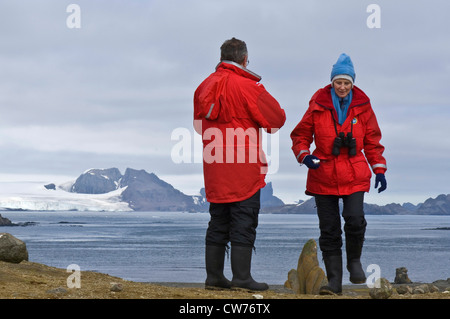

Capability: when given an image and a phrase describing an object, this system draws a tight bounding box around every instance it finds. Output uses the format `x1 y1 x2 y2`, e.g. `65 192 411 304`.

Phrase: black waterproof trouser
206 190 260 248
314 191 367 257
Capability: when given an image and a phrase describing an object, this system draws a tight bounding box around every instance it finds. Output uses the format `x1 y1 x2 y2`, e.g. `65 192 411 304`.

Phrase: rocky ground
0 260 449 299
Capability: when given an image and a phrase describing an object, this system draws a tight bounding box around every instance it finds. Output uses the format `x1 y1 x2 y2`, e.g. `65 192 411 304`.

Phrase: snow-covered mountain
0 168 284 212
0 168 210 212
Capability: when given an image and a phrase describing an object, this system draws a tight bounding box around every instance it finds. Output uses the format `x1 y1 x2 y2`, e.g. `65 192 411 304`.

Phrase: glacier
0 175 132 212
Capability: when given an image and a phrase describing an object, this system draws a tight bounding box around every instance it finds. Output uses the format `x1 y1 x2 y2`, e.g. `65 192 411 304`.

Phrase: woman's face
333 79 352 98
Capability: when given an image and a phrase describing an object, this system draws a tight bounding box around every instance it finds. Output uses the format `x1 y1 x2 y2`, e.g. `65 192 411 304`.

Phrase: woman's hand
302 155 321 169
375 173 387 193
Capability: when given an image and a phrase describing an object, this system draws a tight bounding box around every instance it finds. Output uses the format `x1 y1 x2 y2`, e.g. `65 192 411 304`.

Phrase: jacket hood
217 61 262 82
194 61 262 121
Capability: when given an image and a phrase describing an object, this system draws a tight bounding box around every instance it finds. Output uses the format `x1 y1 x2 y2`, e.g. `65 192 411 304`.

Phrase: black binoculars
332 132 356 156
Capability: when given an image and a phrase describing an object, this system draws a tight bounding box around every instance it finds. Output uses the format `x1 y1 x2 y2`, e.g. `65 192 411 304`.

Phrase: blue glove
375 173 387 193
302 155 320 169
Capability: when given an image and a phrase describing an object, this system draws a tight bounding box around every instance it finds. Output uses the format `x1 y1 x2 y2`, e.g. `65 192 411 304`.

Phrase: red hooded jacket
291 84 387 196
194 61 286 203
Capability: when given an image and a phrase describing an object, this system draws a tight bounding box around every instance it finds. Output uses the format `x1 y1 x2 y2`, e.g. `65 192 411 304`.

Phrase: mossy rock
289 239 327 294
305 266 327 295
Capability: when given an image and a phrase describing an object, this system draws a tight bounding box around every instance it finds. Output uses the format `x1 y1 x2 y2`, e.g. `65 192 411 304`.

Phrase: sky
0 0 449 206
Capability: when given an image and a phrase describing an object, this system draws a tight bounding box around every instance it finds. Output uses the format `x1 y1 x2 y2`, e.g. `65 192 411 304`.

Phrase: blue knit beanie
330 53 355 84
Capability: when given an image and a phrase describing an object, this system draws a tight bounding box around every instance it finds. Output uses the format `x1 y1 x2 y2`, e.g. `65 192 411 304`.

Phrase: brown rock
284 269 300 293
0 233 28 263
396 285 412 295
413 284 439 294
285 239 327 295
110 282 123 292
394 267 412 284
297 239 319 293
305 266 327 295
369 278 393 299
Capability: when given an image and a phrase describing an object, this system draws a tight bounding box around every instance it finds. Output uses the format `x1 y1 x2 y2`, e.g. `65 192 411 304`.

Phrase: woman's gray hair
220 37 248 64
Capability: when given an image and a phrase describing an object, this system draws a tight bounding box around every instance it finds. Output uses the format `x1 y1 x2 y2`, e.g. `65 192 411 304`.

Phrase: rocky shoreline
0 260 448 300
0 214 37 227
0 231 448 299
0 230 448 300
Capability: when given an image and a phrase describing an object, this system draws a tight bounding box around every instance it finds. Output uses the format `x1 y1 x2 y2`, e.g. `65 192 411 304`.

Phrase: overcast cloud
0 0 449 206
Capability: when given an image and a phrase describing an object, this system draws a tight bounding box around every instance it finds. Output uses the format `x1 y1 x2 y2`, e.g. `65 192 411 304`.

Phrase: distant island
44 167 450 215
261 194 450 215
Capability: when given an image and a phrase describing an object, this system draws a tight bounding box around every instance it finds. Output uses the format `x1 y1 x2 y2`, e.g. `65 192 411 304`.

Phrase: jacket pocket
349 155 371 183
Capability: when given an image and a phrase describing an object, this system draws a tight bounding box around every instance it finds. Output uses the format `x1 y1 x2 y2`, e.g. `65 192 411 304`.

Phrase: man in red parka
194 38 286 291
291 53 387 295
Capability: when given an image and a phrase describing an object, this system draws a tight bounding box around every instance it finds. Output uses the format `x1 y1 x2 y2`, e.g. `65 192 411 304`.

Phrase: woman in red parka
291 53 387 295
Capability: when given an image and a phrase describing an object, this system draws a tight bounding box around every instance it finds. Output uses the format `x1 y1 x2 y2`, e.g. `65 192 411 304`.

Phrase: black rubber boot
205 245 231 290
347 260 366 284
319 255 343 295
346 238 366 284
230 246 268 291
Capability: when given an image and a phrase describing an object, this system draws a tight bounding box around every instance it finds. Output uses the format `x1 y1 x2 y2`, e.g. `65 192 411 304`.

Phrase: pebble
110 282 123 292
396 285 412 295
369 278 393 299
396 283 440 295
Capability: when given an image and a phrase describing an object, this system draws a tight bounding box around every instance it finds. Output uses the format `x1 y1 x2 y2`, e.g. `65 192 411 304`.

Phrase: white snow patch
0 174 131 212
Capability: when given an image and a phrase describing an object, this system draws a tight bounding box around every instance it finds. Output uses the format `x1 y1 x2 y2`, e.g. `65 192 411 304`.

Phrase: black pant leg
342 191 367 239
205 202 231 246
229 190 260 247
314 194 342 257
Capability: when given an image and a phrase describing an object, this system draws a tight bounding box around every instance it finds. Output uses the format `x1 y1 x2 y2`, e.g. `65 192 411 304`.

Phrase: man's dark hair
220 37 248 64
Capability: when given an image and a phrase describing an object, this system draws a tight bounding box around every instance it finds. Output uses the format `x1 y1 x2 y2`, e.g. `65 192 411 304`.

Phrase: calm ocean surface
1 211 449 285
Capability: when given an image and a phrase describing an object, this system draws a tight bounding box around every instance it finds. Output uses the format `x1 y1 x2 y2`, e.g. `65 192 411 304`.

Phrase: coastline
0 260 448 299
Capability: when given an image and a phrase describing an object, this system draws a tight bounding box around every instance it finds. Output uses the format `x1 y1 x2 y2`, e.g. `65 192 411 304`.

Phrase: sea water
1 211 449 285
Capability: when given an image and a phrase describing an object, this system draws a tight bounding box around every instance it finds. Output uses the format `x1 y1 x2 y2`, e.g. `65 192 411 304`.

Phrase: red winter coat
194 61 286 203
291 84 387 196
